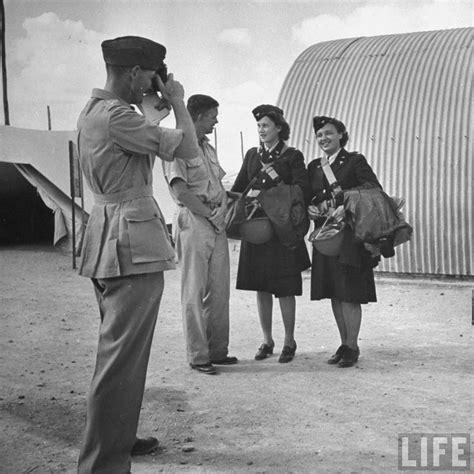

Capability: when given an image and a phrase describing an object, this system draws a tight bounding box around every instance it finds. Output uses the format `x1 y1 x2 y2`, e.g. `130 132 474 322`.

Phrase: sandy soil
0 243 472 473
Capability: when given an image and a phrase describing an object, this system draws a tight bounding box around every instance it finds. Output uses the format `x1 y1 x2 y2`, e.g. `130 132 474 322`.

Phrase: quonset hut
278 27 472 277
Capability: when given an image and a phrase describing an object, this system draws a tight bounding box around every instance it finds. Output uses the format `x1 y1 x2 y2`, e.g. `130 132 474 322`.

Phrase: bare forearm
170 100 199 160
171 182 211 217
156 74 199 161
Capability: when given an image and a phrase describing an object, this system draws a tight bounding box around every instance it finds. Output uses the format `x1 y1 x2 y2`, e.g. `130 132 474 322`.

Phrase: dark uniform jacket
308 148 381 269
232 145 311 203
308 148 381 206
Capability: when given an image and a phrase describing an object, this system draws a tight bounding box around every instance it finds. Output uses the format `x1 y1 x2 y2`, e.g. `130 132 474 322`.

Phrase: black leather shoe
190 363 217 374
338 347 359 368
278 342 297 363
131 437 159 456
210 356 238 365
255 342 275 360
327 344 348 364
354 346 360 362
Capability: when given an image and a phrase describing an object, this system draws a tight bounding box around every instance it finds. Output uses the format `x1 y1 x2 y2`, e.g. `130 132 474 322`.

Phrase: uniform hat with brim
101 36 166 70
252 104 284 121
312 116 346 133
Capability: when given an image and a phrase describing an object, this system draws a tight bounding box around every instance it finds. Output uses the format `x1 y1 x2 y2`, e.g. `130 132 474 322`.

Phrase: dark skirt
310 246 377 303
236 237 310 297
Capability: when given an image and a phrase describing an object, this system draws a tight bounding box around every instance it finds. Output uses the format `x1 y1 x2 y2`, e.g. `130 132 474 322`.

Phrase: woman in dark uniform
308 116 381 368
231 105 310 363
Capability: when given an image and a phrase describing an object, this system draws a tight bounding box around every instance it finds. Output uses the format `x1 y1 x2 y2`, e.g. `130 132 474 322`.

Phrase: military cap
312 116 346 134
101 36 166 70
313 115 349 146
252 104 284 121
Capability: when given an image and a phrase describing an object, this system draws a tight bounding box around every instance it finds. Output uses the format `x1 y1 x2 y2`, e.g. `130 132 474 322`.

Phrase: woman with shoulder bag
231 105 311 363
308 116 382 368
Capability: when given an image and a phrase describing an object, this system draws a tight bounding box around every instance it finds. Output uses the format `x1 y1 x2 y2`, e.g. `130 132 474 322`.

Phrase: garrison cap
252 104 284 121
101 36 166 70
312 116 346 134
313 115 349 146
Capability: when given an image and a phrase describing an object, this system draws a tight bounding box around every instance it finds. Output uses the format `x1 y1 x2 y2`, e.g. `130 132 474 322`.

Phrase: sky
2 0 472 174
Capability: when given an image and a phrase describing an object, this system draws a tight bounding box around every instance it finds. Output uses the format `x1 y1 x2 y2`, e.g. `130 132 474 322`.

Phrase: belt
93 185 153 204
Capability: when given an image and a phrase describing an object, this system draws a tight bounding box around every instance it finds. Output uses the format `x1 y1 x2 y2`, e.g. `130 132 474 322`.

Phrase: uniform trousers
174 209 230 365
77 271 164 474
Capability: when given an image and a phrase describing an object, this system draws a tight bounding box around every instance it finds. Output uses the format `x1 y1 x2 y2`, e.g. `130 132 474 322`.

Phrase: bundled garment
344 187 413 257
257 182 310 249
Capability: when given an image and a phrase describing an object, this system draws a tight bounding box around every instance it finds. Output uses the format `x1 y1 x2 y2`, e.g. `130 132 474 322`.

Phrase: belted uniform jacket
77 88 184 278
232 145 310 203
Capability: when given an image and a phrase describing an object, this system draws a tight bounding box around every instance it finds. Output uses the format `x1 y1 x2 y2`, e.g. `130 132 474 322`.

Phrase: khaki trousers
77 272 164 474
174 209 230 365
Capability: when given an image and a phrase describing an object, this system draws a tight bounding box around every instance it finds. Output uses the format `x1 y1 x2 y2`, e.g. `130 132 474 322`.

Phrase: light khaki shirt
77 88 183 278
162 136 226 207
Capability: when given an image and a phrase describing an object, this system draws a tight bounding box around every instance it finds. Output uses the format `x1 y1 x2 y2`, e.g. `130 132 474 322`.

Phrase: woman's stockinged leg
331 298 347 345
278 295 296 347
256 291 273 345
341 301 362 350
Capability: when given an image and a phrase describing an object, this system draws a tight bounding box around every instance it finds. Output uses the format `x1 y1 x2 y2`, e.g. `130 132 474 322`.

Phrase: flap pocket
187 157 203 168
127 215 174 264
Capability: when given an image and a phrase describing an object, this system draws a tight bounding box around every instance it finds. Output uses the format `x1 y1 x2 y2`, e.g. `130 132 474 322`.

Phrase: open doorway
0 162 54 245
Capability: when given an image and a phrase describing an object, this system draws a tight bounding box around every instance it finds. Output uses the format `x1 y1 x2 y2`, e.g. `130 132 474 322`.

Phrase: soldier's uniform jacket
77 88 184 278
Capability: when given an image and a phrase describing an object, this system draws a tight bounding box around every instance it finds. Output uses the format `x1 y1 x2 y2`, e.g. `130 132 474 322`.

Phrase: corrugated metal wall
278 28 472 276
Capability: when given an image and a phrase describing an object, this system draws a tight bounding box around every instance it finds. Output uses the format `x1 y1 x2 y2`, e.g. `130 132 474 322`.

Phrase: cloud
292 1 473 47
216 28 251 46
9 12 105 129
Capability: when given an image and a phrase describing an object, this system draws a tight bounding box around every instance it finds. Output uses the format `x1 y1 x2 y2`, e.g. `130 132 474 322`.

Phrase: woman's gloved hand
308 202 328 220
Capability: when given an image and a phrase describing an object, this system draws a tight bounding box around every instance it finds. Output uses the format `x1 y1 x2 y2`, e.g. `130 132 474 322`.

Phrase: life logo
398 433 471 470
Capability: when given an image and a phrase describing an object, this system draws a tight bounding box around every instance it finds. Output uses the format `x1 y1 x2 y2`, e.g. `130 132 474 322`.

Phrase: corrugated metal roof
278 28 472 276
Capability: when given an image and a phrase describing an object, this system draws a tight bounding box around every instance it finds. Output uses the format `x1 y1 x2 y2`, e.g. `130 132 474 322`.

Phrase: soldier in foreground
76 36 198 473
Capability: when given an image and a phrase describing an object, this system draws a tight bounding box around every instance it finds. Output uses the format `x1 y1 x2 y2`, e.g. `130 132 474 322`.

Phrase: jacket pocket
126 215 174 264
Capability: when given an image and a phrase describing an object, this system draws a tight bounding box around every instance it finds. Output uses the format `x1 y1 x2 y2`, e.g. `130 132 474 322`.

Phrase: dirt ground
0 243 472 474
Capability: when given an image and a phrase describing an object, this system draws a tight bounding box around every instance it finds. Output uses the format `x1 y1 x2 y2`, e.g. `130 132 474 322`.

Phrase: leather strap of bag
320 155 342 196
240 162 272 197
242 146 287 197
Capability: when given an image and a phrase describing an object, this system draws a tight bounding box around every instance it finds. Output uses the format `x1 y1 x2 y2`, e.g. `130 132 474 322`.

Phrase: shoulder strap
320 156 342 196
320 155 337 185
241 161 274 197
243 143 289 197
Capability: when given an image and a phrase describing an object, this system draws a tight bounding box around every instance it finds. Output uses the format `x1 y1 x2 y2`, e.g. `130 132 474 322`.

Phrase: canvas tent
0 125 176 252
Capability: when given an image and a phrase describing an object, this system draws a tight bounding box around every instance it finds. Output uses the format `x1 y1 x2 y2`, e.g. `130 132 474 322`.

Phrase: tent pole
1 0 10 125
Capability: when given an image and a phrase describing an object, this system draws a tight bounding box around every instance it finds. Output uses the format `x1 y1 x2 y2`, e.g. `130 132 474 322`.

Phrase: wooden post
69 141 77 269
47 105 51 130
